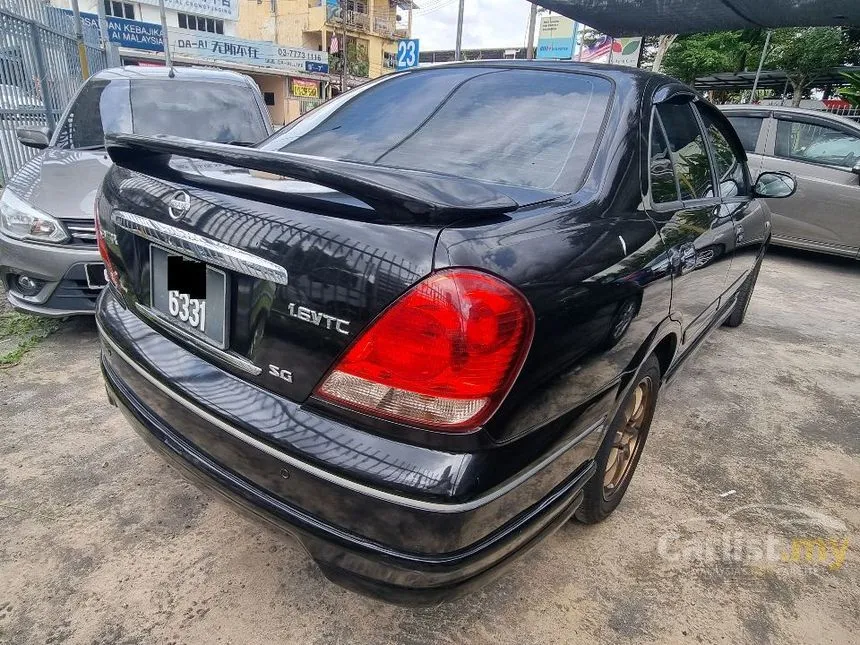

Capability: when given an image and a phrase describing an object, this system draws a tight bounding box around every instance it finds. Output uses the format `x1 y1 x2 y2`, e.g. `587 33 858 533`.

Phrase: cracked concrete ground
1 248 858 645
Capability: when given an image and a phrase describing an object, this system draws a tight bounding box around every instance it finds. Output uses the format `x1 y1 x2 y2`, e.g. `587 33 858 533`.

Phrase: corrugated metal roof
535 1 860 37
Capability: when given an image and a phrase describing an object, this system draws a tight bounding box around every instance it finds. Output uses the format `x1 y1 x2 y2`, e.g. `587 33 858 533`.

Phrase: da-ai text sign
169 30 329 74
536 15 577 60
137 0 238 21
61 10 163 52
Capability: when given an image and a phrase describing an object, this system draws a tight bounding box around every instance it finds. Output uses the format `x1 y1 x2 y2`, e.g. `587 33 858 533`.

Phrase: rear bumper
104 359 592 604
97 291 601 604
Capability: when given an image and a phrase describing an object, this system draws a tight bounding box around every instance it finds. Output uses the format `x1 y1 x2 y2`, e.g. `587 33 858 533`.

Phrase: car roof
720 104 860 131
421 59 672 83
91 65 251 85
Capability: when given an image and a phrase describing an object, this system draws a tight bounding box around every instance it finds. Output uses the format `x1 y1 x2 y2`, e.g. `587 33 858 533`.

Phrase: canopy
694 66 860 91
534 1 860 37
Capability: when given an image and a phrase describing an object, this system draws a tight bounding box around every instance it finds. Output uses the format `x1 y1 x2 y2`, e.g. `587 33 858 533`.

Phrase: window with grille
104 1 135 19
178 13 225 34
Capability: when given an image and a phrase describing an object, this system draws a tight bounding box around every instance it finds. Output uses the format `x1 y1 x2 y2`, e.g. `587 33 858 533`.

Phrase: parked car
0 66 272 316
95 62 795 604
722 105 860 258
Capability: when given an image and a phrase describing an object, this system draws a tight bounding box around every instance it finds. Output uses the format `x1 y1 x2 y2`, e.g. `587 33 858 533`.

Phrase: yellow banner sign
291 79 319 98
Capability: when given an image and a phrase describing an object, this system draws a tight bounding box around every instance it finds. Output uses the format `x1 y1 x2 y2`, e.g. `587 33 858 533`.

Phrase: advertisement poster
291 79 320 98
610 37 643 67
536 15 577 60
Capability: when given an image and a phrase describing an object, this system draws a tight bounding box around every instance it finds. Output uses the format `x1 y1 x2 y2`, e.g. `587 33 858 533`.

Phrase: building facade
238 1 408 87
51 0 335 125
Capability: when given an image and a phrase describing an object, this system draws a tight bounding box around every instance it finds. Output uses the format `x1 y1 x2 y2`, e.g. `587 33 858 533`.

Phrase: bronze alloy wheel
603 375 654 499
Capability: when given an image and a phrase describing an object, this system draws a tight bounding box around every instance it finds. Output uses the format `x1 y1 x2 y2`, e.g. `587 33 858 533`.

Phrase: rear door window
656 102 716 201
697 107 749 198
649 112 680 203
266 68 613 190
775 119 860 169
725 116 764 153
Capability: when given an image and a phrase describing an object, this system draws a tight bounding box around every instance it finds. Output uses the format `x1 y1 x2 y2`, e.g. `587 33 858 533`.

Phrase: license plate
84 263 107 289
150 246 228 348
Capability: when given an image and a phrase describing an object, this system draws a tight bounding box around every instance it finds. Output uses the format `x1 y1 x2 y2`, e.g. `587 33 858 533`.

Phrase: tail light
314 269 534 432
94 198 120 288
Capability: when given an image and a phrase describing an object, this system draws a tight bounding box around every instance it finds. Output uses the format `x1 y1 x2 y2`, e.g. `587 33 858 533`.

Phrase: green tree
661 30 767 84
838 71 860 107
770 27 852 107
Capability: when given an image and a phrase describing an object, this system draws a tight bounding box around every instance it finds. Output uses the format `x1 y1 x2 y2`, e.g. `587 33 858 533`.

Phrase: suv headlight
0 188 69 244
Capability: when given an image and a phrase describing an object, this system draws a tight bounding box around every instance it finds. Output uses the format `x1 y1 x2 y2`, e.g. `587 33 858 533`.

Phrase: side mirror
16 126 51 150
852 161 860 177
753 171 797 199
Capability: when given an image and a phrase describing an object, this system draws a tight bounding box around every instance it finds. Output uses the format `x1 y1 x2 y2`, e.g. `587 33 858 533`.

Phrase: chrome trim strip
135 303 261 376
111 210 289 286
618 235 627 256
98 325 602 513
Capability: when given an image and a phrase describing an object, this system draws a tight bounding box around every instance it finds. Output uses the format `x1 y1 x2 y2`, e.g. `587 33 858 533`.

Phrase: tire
575 354 661 524
723 258 762 328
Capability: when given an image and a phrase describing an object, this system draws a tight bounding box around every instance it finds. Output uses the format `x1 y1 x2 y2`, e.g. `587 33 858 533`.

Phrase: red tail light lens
315 269 534 432
94 199 120 288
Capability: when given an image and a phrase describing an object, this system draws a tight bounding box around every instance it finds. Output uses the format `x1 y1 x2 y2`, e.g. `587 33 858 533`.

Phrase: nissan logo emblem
167 191 191 221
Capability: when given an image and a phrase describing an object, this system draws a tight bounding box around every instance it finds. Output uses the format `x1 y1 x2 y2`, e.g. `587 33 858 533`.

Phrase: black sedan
94 62 796 605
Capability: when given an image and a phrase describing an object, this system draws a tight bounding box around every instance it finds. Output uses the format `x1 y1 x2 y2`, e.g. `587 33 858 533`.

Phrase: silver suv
722 105 860 259
0 66 272 316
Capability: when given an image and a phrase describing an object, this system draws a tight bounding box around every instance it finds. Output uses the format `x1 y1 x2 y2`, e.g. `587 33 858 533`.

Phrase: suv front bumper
0 232 102 315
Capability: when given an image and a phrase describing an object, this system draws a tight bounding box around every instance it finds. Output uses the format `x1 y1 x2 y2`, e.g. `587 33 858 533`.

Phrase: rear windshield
263 68 612 189
54 78 269 149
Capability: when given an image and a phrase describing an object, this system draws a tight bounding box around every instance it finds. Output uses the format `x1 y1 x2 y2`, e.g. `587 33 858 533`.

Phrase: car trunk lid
99 135 561 404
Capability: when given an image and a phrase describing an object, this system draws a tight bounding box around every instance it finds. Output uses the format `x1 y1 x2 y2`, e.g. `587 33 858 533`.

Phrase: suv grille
64 218 97 246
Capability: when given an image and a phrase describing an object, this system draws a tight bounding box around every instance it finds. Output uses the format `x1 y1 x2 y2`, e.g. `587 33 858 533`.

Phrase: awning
694 66 860 91
534 1 860 37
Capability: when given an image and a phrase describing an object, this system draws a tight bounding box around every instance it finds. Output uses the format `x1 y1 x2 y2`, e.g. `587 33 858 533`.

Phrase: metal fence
0 0 106 184
825 107 860 123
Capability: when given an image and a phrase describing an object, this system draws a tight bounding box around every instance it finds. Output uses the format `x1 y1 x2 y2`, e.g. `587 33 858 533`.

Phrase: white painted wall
51 1 238 36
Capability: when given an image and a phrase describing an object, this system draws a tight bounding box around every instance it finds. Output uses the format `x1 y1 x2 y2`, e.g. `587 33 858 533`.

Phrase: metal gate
0 0 106 184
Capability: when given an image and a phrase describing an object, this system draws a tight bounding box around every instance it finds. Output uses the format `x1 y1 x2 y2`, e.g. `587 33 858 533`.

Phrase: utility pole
158 0 173 71
69 0 90 79
454 0 464 61
407 1 413 39
96 0 120 67
340 0 348 92
749 30 772 104
525 3 537 60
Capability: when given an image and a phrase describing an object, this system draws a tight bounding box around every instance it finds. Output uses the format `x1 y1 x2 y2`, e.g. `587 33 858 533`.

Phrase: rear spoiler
104 133 522 223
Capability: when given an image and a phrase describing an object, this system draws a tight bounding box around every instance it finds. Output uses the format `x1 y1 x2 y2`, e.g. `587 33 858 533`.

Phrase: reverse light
94 199 120 288
315 269 534 432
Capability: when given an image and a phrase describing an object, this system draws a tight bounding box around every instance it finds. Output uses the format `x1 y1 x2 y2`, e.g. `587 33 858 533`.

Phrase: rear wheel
575 355 661 524
723 258 762 328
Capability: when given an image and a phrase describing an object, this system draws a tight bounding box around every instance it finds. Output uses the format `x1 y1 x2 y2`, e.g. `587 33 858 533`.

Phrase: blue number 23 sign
396 39 419 71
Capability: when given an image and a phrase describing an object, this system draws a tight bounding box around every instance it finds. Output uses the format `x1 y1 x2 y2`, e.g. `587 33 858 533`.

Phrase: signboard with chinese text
168 30 329 74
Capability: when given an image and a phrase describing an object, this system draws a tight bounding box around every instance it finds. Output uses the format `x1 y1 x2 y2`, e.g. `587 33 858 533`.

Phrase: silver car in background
0 66 272 316
721 105 860 259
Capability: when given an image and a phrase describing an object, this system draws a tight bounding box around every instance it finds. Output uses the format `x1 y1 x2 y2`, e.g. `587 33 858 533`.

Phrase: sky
409 0 537 52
